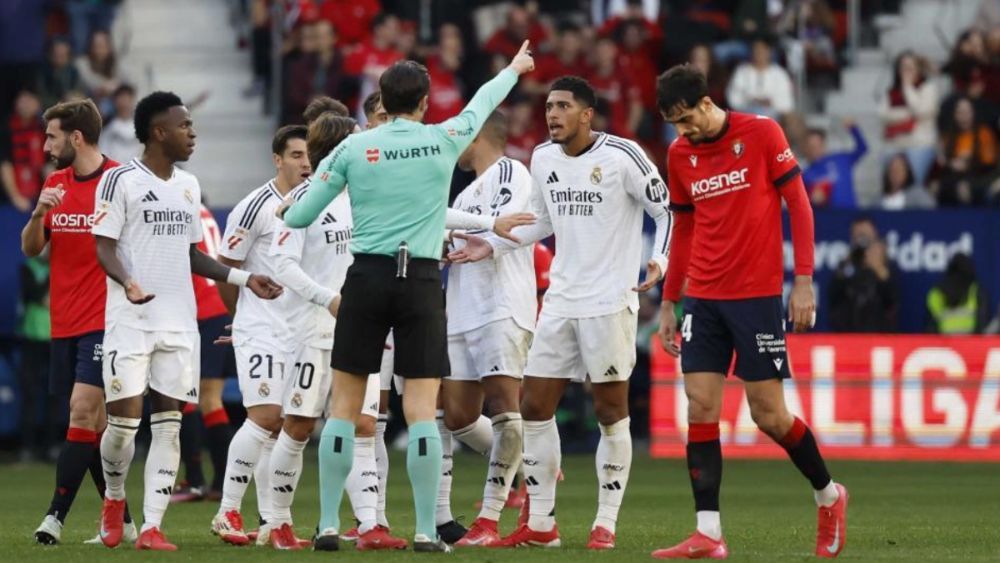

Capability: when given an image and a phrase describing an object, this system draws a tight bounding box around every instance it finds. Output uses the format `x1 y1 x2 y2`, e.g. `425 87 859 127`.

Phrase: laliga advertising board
650 335 1000 461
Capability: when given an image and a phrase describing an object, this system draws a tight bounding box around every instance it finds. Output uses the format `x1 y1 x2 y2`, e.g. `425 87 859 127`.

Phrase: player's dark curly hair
550 76 596 108
656 64 708 117
134 91 183 144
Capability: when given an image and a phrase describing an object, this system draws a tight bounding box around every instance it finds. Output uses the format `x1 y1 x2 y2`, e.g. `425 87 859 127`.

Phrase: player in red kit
22 99 136 544
651 66 848 559
172 205 237 502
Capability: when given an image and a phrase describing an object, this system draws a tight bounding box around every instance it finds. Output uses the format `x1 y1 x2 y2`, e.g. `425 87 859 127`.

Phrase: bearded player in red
651 65 848 559
22 98 136 544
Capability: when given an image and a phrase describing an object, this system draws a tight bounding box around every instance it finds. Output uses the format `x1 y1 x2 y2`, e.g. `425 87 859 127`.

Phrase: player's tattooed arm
95 235 155 304
190 245 284 302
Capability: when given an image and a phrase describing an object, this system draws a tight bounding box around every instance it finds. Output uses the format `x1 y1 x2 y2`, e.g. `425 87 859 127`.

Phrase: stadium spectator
828 217 900 333
777 0 837 73
75 31 129 116
878 51 938 185
726 38 795 119
283 20 348 124
317 0 382 46
801 119 867 208
423 23 466 124
588 37 642 137
482 4 549 60
344 13 404 116
0 0 49 122
880 153 935 210
926 253 991 334
616 19 661 129
592 0 660 27
522 21 590 96
1 90 46 212
598 0 662 58
932 96 998 206
503 95 543 165
245 0 272 99
98 84 140 162
64 0 119 54
713 0 774 64
688 44 728 109
17 251 54 463
943 30 990 99
37 37 84 110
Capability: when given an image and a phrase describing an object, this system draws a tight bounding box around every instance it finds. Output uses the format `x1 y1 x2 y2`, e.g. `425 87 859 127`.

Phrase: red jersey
43 157 118 338
531 53 591 86
317 0 381 45
423 56 465 125
483 24 549 59
664 112 812 301
588 68 640 136
8 113 46 199
343 40 403 77
533 242 553 292
194 205 228 320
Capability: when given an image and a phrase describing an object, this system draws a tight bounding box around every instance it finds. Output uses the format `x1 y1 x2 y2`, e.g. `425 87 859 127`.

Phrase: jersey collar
73 155 109 183
132 157 176 181
691 112 731 146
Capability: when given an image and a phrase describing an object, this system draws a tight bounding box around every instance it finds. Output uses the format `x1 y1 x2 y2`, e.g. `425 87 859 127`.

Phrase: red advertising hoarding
650 335 1000 461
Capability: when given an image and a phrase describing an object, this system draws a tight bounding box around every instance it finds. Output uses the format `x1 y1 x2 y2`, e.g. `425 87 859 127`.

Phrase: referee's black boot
313 526 340 551
413 533 453 553
436 520 467 544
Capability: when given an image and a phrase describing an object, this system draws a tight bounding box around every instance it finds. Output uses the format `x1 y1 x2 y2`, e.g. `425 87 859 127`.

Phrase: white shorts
524 309 637 383
448 318 531 381
283 345 333 418
234 337 288 408
283 345 382 419
102 324 200 402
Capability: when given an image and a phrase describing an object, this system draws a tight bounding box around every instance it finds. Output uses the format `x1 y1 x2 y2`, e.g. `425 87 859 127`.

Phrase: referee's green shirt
284 68 519 260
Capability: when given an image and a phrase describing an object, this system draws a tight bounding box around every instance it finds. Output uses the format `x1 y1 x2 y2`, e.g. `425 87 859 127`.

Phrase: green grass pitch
2 451 998 561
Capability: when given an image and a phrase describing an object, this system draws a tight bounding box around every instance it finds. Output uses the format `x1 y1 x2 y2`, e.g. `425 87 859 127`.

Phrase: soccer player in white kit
211 125 311 547
449 76 673 550
445 110 538 547
93 92 282 551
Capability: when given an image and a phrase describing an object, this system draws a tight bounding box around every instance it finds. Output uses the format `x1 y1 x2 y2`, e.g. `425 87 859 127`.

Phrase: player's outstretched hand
493 212 535 242
248 274 284 299
32 185 64 218
275 195 294 220
508 40 535 75
327 294 341 317
788 275 816 333
214 324 233 346
633 259 663 292
447 232 495 263
124 279 155 304
658 300 680 357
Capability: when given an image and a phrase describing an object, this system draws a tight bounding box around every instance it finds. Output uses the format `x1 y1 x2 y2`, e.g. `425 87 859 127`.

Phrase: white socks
435 412 454 526
101 415 140 500
346 435 379 534
375 415 390 528
593 417 632 534
452 415 492 456
220 419 271 513
269 431 308 525
143 411 182 531
523 418 560 532
479 412 522 522
815 481 840 507
697 510 722 541
256 435 276 523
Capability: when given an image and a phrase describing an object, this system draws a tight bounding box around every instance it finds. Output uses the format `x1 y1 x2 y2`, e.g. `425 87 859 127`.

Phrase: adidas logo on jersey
141 191 159 202
321 212 337 225
546 171 560 184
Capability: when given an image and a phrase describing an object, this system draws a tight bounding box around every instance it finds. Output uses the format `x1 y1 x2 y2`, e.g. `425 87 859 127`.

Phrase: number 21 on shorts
681 314 693 342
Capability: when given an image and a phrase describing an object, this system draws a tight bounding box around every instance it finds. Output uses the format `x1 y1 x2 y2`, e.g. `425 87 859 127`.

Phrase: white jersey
496 133 672 319
220 179 289 346
269 184 354 348
447 157 537 335
92 158 203 332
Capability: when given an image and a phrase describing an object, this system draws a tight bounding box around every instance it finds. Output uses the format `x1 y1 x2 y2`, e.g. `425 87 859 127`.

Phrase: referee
281 41 534 552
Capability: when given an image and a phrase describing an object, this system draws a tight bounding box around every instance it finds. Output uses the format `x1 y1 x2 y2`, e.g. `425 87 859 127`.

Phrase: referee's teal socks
318 418 355 532
407 420 443 539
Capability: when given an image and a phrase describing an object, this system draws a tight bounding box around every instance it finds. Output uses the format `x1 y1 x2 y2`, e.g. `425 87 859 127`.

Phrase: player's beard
52 144 76 169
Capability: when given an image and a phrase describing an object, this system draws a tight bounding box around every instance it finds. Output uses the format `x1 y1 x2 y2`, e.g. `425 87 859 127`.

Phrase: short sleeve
666 147 693 212
759 117 801 188
91 168 128 240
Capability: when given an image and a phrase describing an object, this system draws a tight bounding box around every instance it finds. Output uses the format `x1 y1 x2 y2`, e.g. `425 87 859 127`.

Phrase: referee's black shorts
332 254 449 379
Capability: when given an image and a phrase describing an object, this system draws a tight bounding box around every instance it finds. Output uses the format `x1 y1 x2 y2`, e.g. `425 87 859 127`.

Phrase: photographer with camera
828 217 901 333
